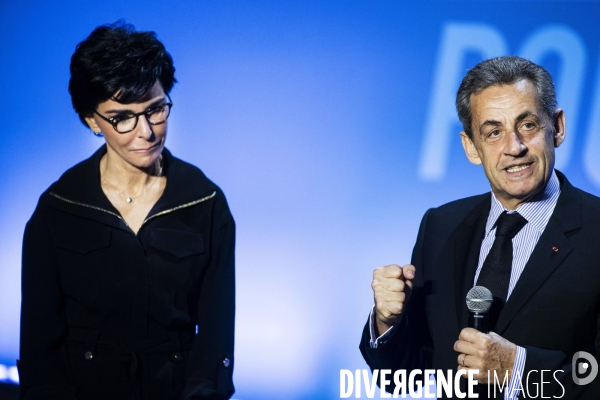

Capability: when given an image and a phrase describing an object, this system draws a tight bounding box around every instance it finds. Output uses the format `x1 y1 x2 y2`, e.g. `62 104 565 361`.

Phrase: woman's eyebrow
147 97 168 107
103 109 132 115
103 97 167 115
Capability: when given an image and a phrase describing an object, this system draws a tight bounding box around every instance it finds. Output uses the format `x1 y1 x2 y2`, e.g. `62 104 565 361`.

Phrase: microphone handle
468 312 489 333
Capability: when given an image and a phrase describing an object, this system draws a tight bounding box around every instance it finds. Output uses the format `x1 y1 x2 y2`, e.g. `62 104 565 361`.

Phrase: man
360 56 600 399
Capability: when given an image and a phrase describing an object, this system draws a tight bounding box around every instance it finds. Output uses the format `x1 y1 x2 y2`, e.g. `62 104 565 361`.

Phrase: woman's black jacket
19 146 235 400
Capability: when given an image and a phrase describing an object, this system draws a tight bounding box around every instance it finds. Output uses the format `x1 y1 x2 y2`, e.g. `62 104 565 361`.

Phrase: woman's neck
100 150 162 192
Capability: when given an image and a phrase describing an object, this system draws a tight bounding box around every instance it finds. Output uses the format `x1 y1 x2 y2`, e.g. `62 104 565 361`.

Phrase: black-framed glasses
94 94 173 134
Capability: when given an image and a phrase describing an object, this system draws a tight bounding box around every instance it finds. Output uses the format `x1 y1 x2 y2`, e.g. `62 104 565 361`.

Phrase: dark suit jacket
19 146 235 400
360 171 600 399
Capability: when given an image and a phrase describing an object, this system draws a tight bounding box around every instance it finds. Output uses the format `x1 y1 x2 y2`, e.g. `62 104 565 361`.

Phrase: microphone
466 286 493 333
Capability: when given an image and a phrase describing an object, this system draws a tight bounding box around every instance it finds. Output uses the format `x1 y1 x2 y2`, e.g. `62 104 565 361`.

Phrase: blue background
1 1 600 398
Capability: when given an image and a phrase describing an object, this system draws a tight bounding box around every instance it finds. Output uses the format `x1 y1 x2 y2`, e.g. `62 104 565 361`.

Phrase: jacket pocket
66 342 129 381
52 221 111 254
151 229 204 258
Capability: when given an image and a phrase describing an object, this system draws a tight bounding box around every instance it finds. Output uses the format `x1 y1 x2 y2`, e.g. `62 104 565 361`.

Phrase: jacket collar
46 145 217 230
453 194 491 331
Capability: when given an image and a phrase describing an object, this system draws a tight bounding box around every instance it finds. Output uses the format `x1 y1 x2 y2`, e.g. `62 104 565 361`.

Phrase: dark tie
476 211 528 331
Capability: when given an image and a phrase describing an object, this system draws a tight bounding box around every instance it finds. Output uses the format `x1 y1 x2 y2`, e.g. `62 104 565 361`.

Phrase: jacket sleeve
519 336 600 399
181 195 235 400
19 201 78 400
359 209 434 393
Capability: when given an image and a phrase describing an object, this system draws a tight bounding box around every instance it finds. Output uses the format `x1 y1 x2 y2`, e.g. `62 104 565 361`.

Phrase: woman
18 22 235 400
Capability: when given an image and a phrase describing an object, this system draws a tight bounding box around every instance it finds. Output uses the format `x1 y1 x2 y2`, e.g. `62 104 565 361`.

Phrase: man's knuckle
391 303 403 315
377 306 390 318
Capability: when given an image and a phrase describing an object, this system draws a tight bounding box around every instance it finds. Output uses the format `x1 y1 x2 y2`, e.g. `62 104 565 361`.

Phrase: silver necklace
102 156 163 203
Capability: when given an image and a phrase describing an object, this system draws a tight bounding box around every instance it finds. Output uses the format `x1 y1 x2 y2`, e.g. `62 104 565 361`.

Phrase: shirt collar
486 169 561 234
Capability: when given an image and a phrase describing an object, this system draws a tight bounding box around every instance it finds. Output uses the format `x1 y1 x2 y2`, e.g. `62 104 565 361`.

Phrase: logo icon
572 351 598 385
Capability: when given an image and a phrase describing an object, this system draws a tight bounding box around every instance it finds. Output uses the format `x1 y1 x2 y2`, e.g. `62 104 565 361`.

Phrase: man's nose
503 130 527 156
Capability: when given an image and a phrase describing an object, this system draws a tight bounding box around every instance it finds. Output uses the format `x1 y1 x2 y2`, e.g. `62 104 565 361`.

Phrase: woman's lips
130 142 160 152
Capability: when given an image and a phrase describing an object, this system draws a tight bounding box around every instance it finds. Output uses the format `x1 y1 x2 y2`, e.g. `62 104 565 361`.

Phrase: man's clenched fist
372 264 416 336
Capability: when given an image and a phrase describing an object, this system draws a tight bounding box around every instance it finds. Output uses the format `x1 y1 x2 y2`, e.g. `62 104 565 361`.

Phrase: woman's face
85 81 168 170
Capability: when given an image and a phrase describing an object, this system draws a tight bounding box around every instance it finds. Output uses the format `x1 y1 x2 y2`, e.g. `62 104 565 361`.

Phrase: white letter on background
379 369 391 398
437 369 453 397
363 369 378 398
423 370 436 398
409 369 423 397
454 369 466 398
393 369 407 397
519 25 586 170
584 47 600 189
419 22 507 181
340 370 353 398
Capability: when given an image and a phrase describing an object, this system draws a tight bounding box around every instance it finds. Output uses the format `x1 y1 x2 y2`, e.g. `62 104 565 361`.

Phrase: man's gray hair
456 56 557 140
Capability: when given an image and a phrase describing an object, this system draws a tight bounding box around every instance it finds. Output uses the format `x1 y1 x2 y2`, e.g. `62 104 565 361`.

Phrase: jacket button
223 358 230 368
84 351 93 360
174 352 181 360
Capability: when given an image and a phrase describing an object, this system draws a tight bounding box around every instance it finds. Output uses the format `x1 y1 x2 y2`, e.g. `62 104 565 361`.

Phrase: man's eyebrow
103 97 167 115
478 119 502 135
514 111 539 124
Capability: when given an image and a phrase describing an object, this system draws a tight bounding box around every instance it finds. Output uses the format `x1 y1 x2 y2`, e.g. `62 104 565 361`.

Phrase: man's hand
454 328 517 384
372 264 416 336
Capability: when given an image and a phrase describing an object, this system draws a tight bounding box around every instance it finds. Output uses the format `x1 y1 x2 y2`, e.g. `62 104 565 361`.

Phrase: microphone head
466 286 493 313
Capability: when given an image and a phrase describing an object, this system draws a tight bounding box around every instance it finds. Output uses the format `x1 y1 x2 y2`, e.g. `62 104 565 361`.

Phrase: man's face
460 79 566 210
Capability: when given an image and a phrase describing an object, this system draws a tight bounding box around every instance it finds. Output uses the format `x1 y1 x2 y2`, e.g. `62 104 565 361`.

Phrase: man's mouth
506 163 532 173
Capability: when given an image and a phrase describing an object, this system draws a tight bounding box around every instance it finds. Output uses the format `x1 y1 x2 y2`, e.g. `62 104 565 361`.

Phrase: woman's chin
126 146 163 168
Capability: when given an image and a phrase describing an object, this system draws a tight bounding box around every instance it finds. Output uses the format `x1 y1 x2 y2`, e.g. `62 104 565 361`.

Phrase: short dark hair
456 56 557 140
69 21 176 126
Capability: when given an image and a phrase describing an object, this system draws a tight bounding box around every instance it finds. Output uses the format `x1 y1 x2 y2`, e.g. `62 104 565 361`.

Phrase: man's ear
84 115 101 134
460 131 482 165
553 109 566 148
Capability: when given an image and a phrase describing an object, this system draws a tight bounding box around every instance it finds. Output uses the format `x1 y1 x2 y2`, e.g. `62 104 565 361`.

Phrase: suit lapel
454 196 490 331
495 172 582 334
495 220 574 333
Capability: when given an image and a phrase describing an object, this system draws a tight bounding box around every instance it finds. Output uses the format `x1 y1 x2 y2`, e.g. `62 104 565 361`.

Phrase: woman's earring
93 130 103 137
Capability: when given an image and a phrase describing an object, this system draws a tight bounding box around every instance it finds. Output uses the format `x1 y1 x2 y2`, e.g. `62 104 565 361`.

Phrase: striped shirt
475 170 561 400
